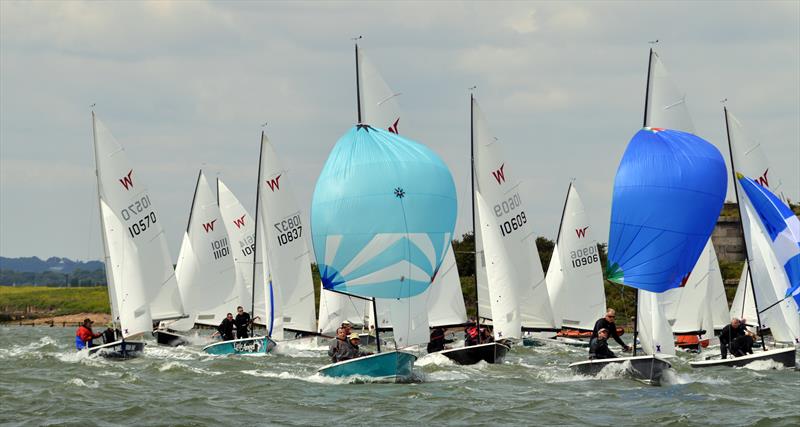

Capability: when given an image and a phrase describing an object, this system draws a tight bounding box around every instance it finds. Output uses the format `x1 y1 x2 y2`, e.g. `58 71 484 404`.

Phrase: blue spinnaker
311 125 457 299
606 128 727 292
738 175 800 307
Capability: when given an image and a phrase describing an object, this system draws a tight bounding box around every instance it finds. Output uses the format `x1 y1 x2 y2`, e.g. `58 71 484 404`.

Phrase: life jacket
467 326 479 339
75 325 93 350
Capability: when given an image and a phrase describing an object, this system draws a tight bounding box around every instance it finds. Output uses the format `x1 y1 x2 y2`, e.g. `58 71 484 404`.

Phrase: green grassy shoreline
0 286 110 320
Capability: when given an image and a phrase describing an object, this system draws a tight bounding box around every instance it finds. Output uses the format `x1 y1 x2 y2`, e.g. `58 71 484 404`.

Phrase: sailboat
90 112 186 358
320 43 467 351
543 182 606 347
570 115 728 383
690 108 799 368
312 121 458 381
159 171 238 346
639 48 730 348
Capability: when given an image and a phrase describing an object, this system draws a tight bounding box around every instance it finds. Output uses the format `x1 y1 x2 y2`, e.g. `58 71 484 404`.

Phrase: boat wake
241 369 394 385
415 352 456 367
738 359 790 371
66 378 100 388
158 361 223 376
660 369 730 386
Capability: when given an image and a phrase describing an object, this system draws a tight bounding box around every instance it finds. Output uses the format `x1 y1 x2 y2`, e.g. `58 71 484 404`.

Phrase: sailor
101 323 117 344
591 309 631 352
341 320 353 336
589 328 616 359
427 326 451 353
328 327 351 363
480 327 494 343
212 313 236 341
346 333 371 360
75 318 102 350
234 306 251 339
465 324 480 346
719 317 755 358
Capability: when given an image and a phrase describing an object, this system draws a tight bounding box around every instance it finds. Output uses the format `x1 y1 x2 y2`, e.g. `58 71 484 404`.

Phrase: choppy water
1 326 798 426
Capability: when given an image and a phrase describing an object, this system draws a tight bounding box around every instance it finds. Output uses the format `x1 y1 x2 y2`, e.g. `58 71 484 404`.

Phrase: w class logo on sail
202 219 217 233
266 175 281 192
756 168 770 187
575 226 589 238
388 118 400 134
119 170 134 190
491 164 506 185
233 215 246 229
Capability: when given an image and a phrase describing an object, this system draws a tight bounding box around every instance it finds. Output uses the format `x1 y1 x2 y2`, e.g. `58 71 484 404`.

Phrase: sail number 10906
570 246 598 268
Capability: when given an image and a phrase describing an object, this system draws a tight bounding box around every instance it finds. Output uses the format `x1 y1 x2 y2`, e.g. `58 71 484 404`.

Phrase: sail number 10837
274 214 302 246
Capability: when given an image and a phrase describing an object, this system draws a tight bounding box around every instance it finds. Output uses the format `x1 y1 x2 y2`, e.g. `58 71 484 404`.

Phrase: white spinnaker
739 192 800 343
217 179 264 326
473 98 553 338
358 46 401 132
730 264 758 325
637 290 676 356
257 133 317 336
727 109 785 200
318 290 368 335
476 190 520 339
173 172 237 330
645 49 694 133
93 114 184 337
546 184 605 331
660 241 713 334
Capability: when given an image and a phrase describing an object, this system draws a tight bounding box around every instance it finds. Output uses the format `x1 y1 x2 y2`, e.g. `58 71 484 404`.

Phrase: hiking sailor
591 308 631 352
589 328 616 359
75 318 103 350
212 313 236 341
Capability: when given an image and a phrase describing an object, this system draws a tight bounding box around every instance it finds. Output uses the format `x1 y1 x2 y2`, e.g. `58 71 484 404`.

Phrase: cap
348 333 361 340
83 318 93 324
341 320 353 326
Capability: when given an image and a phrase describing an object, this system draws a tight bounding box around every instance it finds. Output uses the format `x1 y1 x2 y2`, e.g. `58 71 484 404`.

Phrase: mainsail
173 171 237 329
217 179 264 326
92 113 185 337
311 125 457 347
255 133 317 336
546 183 606 331
607 127 727 355
472 97 555 339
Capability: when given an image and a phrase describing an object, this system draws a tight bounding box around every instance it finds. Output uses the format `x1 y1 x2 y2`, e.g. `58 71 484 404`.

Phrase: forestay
318 290 369 336
730 266 758 327
472 98 554 338
546 184 606 331
311 125 457 347
173 172 237 330
256 133 317 336
637 290 676 356
358 46 401 133
92 113 185 337
727 109 786 201
217 179 265 326
644 49 694 133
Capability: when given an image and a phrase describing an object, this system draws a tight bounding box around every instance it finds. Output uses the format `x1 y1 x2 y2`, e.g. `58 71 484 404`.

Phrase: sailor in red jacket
75 318 102 350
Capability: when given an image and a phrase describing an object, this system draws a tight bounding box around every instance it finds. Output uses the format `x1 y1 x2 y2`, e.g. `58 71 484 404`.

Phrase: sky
1 0 798 262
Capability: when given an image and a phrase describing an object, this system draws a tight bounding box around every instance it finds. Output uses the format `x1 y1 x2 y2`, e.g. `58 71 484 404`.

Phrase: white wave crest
739 359 789 371
67 378 99 388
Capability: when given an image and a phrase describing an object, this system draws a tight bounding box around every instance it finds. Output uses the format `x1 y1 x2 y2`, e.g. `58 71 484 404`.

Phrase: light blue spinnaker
311 125 457 300
738 175 800 307
606 128 727 293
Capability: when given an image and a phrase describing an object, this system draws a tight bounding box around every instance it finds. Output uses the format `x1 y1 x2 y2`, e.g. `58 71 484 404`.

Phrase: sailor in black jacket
591 309 631 352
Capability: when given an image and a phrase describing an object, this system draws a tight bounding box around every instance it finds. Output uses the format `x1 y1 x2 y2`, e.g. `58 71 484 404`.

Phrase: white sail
358 46 401 132
521 233 556 330
92 113 185 337
476 226 491 322
546 184 606 331
727 109 785 199
172 172 237 330
637 290 676 356
707 245 730 331
739 192 800 343
425 244 468 327
217 179 264 326
660 241 713 334
256 133 317 337
472 98 554 338
730 264 758 325
317 290 368 336
645 49 694 133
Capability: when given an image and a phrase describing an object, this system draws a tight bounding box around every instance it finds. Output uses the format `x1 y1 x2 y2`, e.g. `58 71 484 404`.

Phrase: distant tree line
0 269 106 287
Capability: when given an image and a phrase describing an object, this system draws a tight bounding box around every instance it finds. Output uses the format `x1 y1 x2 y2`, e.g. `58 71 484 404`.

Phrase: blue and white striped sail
311 125 457 300
606 128 727 293
738 175 800 309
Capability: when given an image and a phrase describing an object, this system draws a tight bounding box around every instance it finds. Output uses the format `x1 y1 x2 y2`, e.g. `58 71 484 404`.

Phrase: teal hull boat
202 336 276 355
318 351 417 382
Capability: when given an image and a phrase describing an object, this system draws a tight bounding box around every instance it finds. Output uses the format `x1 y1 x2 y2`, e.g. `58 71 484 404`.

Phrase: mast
470 92 481 344
355 43 362 124
372 297 381 353
91 111 119 340
554 182 573 246
251 131 266 337
724 106 766 350
185 170 203 233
